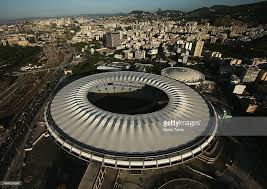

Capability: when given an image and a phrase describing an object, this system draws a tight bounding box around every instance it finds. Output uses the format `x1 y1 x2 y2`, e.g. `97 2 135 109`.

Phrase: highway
4 58 83 76
0 68 64 181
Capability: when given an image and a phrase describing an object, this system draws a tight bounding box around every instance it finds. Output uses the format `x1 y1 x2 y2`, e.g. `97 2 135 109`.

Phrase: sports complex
44 71 218 169
161 67 205 85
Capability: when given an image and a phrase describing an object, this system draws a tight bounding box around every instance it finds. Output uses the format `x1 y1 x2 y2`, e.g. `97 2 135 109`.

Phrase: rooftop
161 67 205 85
44 71 217 169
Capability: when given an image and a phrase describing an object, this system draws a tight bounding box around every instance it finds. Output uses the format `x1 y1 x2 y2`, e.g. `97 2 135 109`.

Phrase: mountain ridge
186 1 267 25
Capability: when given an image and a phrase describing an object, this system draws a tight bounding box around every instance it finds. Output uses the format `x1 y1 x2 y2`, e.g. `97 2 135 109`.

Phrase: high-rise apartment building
239 66 261 83
257 70 267 81
193 40 204 57
106 31 121 48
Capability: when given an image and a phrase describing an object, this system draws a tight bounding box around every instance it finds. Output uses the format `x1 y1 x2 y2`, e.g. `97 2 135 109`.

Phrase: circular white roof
161 67 205 85
44 71 217 169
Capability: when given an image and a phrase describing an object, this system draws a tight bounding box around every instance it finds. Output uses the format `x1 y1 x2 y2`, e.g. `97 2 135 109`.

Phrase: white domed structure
161 67 205 85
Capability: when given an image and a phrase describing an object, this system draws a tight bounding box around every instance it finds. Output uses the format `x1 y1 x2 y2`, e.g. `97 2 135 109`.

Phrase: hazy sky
0 0 264 19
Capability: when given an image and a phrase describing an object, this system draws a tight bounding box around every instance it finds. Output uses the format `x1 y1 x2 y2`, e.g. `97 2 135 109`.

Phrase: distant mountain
129 10 151 15
129 10 184 16
186 1 267 25
159 10 184 17
79 13 128 18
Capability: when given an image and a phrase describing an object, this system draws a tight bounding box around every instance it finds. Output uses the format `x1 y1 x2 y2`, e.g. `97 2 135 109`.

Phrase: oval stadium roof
44 71 217 169
161 67 205 85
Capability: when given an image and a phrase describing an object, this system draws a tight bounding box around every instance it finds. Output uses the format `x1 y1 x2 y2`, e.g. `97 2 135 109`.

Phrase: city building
238 96 258 113
257 70 267 81
233 85 246 95
193 40 204 57
123 50 134 59
230 59 242 65
211 51 222 58
182 54 189 64
114 54 123 59
239 66 261 83
210 36 218 44
63 68 72 75
106 31 121 48
148 48 158 55
17 40 29 46
252 58 267 66
185 42 193 51
134 50 146 60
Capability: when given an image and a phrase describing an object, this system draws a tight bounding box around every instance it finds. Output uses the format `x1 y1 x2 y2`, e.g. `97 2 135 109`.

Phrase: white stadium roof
44 71 217 169
161 67 205 85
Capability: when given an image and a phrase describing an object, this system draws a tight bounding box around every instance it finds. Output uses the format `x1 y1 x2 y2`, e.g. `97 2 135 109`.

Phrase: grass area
71 51 105 75
71 40 103 54
0 45 41 73
71 42 88 54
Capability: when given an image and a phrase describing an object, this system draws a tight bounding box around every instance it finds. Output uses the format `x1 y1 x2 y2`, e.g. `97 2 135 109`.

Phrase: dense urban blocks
44 71 218 169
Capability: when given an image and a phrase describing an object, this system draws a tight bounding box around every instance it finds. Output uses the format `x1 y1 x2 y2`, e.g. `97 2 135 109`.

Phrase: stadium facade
44 71 218 170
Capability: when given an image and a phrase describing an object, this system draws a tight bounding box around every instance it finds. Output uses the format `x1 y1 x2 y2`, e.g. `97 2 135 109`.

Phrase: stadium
44 71 218 170
161 67 205 85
